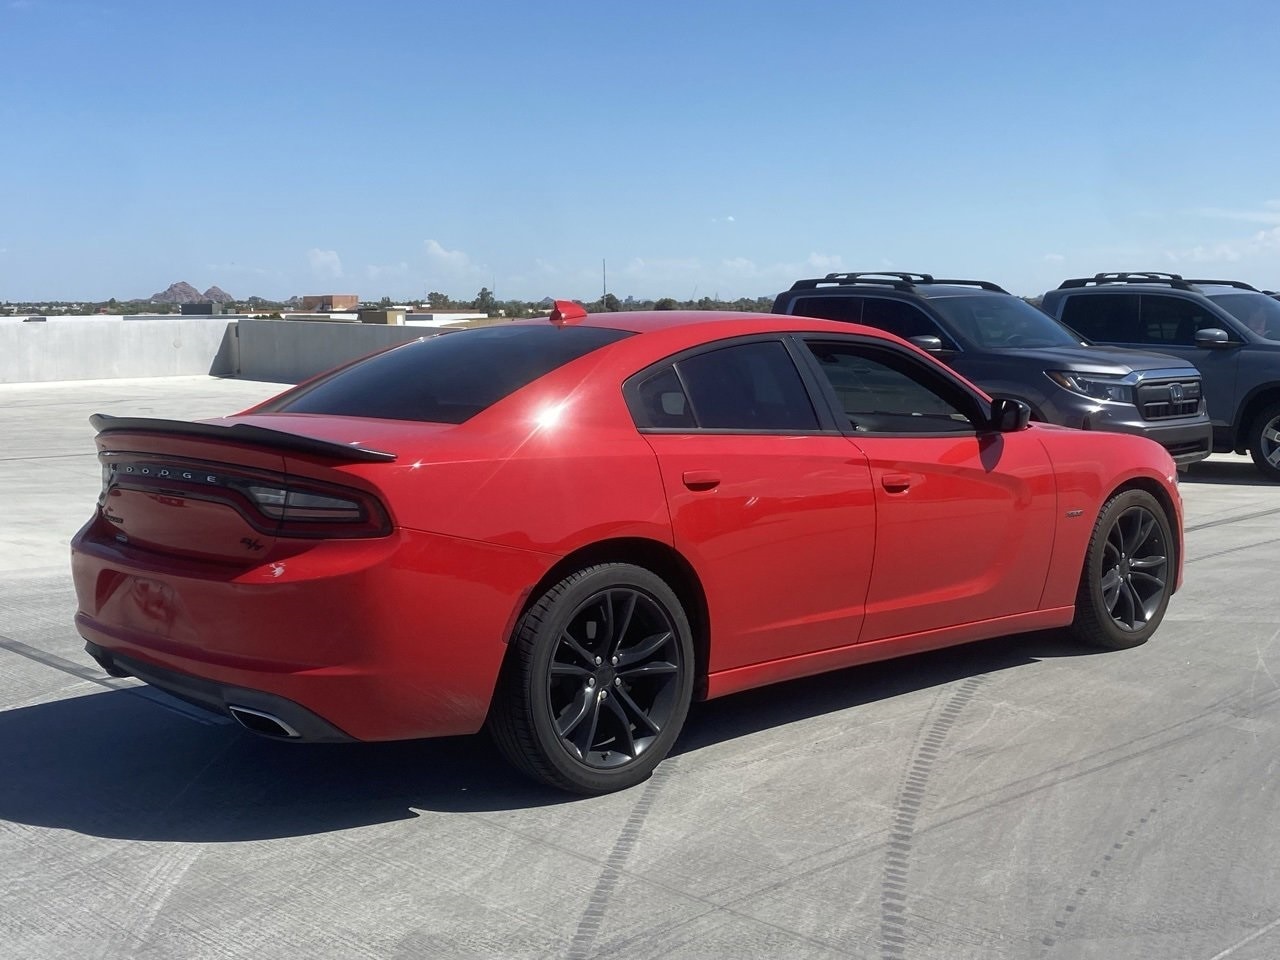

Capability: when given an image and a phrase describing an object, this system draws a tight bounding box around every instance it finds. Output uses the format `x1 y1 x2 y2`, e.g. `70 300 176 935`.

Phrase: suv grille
1137 379 1202 420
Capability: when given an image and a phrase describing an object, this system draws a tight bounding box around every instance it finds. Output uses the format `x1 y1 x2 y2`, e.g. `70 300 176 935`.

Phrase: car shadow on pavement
676 628 1092 756
0 686 555 841
1180 460 1274 486
0 630 1098 840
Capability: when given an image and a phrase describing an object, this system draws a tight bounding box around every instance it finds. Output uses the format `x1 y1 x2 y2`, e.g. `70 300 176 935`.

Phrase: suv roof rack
1057 273 1262 292
824 272 935 283
788 272 1008 294
1057 273 1199 291
1095 271 1184 280
790 274 916 292
929 278 1009 293
1182 278 1260 291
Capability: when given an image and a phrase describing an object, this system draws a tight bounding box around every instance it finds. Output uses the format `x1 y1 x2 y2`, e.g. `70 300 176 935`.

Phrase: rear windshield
261 324 633 423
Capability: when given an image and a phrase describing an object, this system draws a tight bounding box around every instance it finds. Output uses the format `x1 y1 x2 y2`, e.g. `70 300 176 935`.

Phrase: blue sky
3 0 1279 302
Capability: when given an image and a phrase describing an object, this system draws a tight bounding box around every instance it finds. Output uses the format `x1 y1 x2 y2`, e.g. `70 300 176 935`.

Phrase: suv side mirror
908 335 945 354
1194 327 1234 348
990 397 1031 432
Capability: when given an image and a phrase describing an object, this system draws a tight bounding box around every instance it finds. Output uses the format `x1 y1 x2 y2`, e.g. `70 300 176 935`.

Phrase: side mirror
990 397 1031 432
908 335 945 354
1194 327 1233 348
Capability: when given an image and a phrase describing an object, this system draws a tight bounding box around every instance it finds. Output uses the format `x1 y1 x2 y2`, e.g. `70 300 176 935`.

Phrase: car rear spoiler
89 414 398 463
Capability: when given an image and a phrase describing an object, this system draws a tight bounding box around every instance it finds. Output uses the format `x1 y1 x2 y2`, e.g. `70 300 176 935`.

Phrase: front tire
489 563 695 794
1247 401 1280 481
1070 490 1175 650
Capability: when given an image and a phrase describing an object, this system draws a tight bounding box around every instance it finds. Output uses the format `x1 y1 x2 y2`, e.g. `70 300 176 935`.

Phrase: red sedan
71 305 1183 794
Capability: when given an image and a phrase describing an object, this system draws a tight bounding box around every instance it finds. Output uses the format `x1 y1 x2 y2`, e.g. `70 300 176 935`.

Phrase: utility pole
602 259 607 302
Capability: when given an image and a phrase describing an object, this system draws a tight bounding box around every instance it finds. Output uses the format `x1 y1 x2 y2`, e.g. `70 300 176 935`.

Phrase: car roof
507 309 895 339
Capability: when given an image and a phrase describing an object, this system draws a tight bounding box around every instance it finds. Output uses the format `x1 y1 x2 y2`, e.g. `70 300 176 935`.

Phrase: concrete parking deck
2 376 1278 960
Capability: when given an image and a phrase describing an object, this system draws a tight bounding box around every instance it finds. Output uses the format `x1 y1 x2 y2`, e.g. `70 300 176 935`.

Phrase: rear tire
488 563 694 795
1246 401 1280 481
1069 490 1175 650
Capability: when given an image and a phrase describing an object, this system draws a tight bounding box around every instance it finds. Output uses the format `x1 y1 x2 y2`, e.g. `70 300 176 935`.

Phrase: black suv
1042 273 1280 480
771 273 1211 466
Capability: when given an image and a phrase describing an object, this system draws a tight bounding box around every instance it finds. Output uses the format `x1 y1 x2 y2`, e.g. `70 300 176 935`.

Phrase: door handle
881 473 912 493
682 470 720 490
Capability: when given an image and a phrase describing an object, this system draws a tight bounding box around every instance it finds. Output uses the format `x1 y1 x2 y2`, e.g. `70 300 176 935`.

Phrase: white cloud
804 252 846 273
365 261 409 281
1042 253 1066 263
711 215 737 224
424 239 473 272
1162 226 1280 265
307 248 343 278
720 257 757 275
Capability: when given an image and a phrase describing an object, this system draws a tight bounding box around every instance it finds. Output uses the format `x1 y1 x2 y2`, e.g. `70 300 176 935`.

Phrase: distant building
180 302 224 316
301 294 359 312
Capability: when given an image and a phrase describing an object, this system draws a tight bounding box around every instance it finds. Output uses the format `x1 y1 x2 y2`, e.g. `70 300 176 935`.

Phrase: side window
804 341 978 434
1139 296 1220 346
784 295 864 324
1060 294 1140 343
676 340 820 431
633 366 696 429
860 299 945 342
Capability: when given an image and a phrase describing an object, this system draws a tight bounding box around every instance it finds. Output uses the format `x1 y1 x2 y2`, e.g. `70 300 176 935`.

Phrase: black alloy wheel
1070 489 1175 649
489 563 695 794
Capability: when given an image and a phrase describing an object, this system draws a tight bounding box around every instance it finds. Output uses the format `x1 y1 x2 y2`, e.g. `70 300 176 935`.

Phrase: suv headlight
1046 371 1132 403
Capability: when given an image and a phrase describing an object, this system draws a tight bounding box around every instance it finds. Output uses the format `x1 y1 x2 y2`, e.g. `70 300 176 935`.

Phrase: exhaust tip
228 705 301 739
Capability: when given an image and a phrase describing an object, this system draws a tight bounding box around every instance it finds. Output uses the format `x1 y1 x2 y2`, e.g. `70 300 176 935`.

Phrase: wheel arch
1233 386 1280 453
512 538 711 699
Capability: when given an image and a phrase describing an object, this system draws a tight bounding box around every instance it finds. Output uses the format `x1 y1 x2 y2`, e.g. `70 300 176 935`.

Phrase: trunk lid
91 415 401 564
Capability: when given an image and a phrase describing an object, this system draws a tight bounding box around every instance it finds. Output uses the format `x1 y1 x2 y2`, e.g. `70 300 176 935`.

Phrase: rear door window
784 295 864 324
628 339 821 432
1059 293 1140 343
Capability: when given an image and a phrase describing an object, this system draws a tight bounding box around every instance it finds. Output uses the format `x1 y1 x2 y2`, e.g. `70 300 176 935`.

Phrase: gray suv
1042 273 1280 480
772 273 1211 466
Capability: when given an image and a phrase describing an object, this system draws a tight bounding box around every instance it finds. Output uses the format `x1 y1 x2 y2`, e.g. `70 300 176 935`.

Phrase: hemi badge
1066 509 1084 518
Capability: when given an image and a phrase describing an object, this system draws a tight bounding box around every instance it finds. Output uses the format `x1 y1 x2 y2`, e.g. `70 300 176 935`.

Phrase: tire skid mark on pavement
1035 747 1239 957
1184 506 1280 533
1186 537 1280 565
878 675 989 959
565 761 676 960
93 844 206 960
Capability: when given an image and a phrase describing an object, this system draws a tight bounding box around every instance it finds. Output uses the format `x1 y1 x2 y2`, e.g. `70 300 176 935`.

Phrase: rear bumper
85 640 353 742
72 521 555 741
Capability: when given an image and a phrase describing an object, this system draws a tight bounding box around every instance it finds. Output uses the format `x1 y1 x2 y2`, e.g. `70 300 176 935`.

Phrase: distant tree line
4 291 777 318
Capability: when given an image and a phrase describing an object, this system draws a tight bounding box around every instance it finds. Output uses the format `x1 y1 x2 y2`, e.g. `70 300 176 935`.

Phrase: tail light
101 456 392 539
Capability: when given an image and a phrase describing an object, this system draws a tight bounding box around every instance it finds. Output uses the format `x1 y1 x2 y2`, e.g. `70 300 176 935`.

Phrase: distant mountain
203 286 234 303
150 281 205 304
